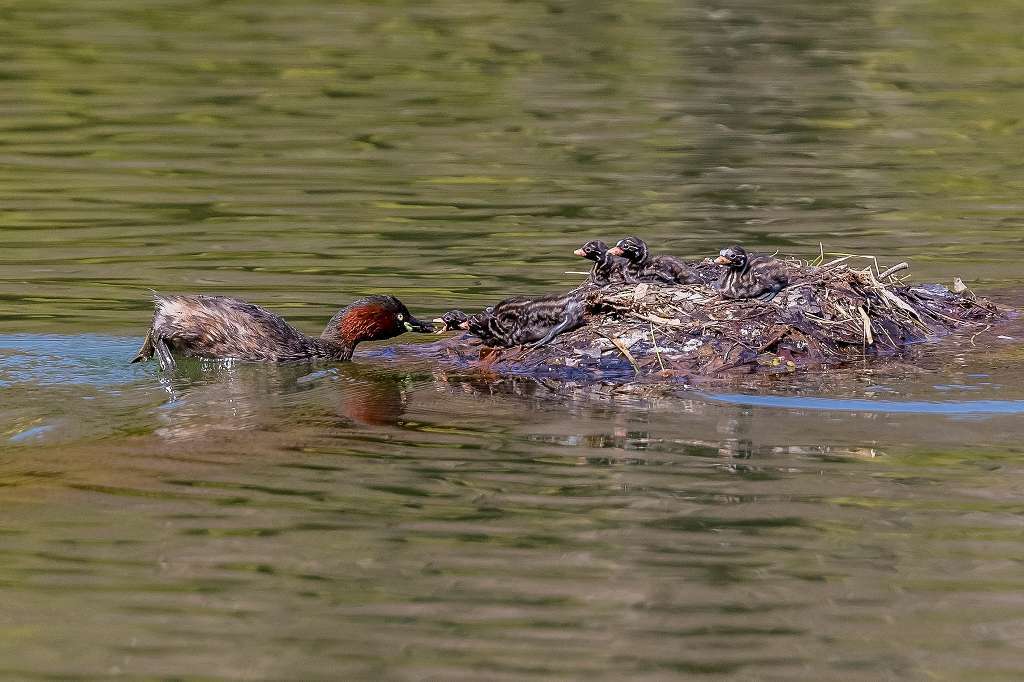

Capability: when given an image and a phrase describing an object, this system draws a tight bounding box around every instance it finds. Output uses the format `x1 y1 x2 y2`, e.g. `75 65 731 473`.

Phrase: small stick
629 312 685 327
820 255 856 269
877 262 909 280
510 344 534 362
876 322 898 349
969 324 992 345
877 287 928 330
802 314 843 326
600 332 641 374
650 322 666 371
857 306 874 346
822 253 881 275
924 307 982 326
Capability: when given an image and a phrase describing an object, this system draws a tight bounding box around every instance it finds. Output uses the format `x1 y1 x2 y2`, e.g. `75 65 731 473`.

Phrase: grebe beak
714 255 732 265
607 246 624 256
573 248 586 257
404 316 433 333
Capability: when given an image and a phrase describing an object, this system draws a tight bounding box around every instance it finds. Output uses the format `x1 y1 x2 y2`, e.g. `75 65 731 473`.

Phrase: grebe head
715 245 748 269
607 235 648 263
573 239 609 262
433 309 471 333
322 295 431 347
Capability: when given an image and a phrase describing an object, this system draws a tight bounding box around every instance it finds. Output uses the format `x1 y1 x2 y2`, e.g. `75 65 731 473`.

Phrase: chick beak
714 255 732 265
607 246 624 257
573 248 586 257
431 317 449 334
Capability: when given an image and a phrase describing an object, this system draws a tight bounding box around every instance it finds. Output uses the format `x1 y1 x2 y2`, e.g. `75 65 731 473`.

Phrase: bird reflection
146 354 860 468
153 359 411 441
334 365 410 427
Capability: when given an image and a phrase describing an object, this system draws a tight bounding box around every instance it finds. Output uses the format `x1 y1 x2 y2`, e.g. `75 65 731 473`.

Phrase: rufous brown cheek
340 305 391 341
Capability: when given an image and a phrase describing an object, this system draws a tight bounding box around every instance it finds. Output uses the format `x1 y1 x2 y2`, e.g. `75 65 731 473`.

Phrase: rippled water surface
3 1 1024 679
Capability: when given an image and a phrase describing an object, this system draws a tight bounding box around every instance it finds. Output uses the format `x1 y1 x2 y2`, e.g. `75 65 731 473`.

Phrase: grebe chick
434 310 471 332
467 293 585 348
132 293 431 371
607 236 693 285
433 306 498 333
573 239 631 286
715 245 790 301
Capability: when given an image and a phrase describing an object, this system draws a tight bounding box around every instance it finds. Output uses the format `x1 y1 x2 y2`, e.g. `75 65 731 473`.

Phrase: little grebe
607 236 693 285
132 293 431 371
573 239 631 286
715 245 790 301
440 294 585 348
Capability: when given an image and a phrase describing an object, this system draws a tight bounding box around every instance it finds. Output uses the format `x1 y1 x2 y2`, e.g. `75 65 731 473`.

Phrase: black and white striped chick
433 307 495 333
465 293 586 348
607 236 693 285
715 245 790 301
573 239 631 286
433 309 473 333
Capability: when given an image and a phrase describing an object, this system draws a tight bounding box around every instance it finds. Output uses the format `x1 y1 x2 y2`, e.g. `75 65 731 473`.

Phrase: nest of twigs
435 252 1009 383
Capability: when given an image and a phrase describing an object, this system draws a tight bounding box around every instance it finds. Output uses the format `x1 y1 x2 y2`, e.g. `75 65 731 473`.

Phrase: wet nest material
432 255 1011 384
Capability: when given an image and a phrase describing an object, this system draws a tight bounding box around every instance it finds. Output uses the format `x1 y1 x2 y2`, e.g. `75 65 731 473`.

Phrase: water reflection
707 392 1024 415
3 354 1021 678
153 361 417 441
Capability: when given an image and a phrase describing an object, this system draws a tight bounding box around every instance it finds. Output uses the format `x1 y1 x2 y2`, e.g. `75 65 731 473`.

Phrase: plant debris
429 253 1011 384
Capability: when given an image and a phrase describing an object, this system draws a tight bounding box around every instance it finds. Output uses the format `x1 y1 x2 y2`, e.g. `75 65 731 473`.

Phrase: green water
3 1 1024 678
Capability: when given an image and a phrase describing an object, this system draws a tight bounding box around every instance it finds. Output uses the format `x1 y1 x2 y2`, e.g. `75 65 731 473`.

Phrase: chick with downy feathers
573 239 631 286
437 294 586 348
715 245 791 301
608 236 694 285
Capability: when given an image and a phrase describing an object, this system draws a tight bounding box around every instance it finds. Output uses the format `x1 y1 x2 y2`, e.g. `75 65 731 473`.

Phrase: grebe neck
314 338 356 361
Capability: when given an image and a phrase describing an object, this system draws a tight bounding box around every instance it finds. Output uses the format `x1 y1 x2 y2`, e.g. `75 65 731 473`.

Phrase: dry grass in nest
440 251 1008 383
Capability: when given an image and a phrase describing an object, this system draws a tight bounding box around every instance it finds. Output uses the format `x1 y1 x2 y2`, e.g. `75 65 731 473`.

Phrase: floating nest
430 253 1010 384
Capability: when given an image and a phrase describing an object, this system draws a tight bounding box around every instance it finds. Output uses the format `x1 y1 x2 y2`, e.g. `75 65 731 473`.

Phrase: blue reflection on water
0 334 145 387
706 393 1024 415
